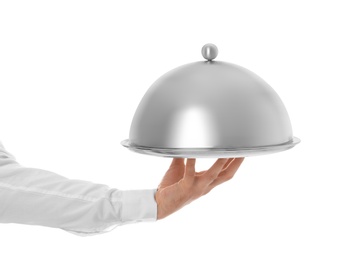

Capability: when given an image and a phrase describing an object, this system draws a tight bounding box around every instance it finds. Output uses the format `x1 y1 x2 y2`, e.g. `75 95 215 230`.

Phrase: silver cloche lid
121 44 300 158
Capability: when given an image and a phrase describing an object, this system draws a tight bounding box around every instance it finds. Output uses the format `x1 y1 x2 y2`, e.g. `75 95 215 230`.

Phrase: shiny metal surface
121 44 300 157
121 137 300 158
201 43 218 61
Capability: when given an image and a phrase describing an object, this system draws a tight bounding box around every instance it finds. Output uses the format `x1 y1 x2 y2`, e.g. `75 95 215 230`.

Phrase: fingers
222 158 235 171
169 158 185 181
182 157 243 194
209 157 244 188
158 158 186 189
203 158 229 182
185 158 196 177
191 158 234 177
223 158 244 176
170 158 185 167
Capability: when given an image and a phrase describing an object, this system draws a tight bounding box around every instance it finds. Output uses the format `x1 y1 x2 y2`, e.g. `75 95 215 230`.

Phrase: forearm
0 142 157 236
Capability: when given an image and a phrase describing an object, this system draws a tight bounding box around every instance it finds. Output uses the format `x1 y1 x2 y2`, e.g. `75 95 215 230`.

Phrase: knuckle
191 181 205 196
196 175 209 186
225 171 236 180
224 175 233 181
206 171 219 181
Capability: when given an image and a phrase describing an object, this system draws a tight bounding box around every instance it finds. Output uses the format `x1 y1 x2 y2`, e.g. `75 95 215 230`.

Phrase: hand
155 157 244 220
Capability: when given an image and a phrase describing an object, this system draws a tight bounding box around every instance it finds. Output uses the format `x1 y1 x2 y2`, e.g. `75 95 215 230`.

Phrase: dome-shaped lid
121 44 300 158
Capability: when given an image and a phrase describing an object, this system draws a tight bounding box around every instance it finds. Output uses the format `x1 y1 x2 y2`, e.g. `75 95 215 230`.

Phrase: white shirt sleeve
0 141 158 236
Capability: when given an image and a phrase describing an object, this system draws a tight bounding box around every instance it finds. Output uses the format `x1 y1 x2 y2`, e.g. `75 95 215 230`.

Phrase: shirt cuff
120 189 157 222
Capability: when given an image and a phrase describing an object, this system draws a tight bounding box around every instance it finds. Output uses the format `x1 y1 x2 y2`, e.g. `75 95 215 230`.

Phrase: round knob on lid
201 43 218 61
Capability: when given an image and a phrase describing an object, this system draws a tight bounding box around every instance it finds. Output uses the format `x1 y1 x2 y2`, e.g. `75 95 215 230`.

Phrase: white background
0 0 347 259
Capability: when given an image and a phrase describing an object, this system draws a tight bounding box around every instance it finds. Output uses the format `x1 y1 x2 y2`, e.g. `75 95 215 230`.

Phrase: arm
0 141 157 236
0 141 244 236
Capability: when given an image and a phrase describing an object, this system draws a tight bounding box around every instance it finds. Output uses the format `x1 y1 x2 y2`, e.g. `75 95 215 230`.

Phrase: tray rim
120 137 301 158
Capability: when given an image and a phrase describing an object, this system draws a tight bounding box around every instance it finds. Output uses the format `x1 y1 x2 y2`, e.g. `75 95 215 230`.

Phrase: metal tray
121 137 301 158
